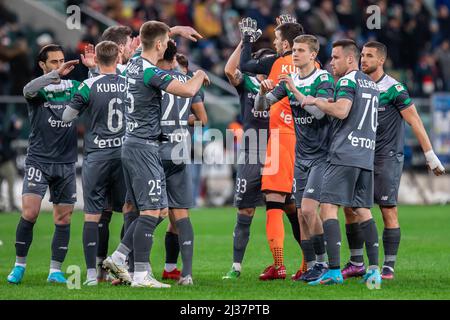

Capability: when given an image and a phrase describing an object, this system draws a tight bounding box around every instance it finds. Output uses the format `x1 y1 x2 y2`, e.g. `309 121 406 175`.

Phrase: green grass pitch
1 205 449 300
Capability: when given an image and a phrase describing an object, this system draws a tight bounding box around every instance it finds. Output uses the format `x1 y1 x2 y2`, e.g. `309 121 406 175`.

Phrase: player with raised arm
240 16 312 281
221 30 274 279
254 34 333 282
341 41 445 281
301 39 381 287
7 45 80 284
61 41 133 286
102 21 209 288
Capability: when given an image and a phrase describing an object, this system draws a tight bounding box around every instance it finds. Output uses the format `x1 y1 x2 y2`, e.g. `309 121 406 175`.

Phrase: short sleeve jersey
70 74 127 160
124 56 174 141
159 69 203 161
375 74 413 156
268 68 334 160
328 70 380 171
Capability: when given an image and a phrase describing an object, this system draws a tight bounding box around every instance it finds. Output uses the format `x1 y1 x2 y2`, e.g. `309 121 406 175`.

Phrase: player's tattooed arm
225 40 244 87
23 60 79 99
400 105 445 175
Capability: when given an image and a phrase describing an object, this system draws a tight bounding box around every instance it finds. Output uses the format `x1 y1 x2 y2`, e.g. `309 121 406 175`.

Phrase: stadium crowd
1 0 450 97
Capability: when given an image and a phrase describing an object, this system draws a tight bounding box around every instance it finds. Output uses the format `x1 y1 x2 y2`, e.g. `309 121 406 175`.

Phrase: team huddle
6 15 445 289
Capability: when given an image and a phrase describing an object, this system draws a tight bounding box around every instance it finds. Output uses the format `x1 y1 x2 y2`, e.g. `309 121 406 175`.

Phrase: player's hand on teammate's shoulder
193 70 210 86
259 79 274 94
170 26 203 42
57 59 79 77
80 43 95 68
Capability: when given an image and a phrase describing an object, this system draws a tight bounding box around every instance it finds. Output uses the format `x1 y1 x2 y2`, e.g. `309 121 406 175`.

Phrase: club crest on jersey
395 84 403 92
320 74 329 81
340 79 349 86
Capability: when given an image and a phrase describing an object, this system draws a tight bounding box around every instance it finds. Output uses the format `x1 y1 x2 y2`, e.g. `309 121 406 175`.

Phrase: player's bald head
332 39 360 61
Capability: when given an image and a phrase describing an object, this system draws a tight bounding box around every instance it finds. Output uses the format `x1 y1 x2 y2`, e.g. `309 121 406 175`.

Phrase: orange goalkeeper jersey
267 54 297 135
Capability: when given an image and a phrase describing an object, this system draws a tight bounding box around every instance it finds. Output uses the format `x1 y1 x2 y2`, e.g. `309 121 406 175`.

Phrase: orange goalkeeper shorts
261 132 296 194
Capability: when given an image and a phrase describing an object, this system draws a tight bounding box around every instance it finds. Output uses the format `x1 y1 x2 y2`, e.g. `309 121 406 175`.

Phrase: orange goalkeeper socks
266 204 285 267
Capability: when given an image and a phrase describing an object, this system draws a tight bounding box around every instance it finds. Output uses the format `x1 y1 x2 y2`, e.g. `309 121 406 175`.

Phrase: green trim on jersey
38 80 80 102
378 76 412 109
143 66 173 87
335 72 357 99
286 69 334 99
242 74 260 93
77 75 105 103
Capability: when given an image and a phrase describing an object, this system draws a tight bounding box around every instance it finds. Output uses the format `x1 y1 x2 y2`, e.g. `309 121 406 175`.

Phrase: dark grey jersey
375 74 413 156
235 73 269 151
159 69 203 161
268 69 334 160
124 56 174 141
24 78 80 163
70 74 127 160
328 70 380 171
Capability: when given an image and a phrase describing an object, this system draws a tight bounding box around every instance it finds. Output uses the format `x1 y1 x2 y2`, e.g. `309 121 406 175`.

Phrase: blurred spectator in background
0 114 22 212
435 39 450 90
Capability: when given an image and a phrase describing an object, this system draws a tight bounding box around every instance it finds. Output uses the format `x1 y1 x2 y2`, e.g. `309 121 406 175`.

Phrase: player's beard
362 64 377 75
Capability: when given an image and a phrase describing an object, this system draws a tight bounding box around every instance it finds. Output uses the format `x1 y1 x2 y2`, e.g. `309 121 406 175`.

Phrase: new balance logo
336 242 342 247
182 241 192 246
307 188 315 193
381 196 388 201
28 183 36 187
373 243 379 247
151 198 159 203
87 242 96 247
144 233 153 238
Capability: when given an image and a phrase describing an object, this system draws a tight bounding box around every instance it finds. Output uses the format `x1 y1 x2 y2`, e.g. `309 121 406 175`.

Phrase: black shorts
374 154 404 206
163 160 194 209
82 156 126 214
121 138 167 211
22 158 76 205
320 163 374 208
293 157 327 208
233 149 265 209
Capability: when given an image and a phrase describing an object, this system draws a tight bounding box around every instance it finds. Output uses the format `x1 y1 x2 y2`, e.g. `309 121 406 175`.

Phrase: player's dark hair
333 39 360 61
101 26 132 46
251 48 276 60
38 44 64 62
163 40 177 62
363 41 387 60
275 22 304 48
140 21 170 51
176 53 189 70
95 41 119 66
294 34 320 53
